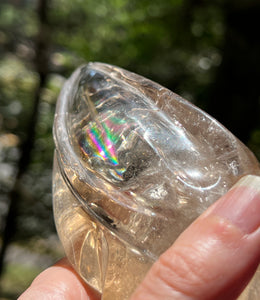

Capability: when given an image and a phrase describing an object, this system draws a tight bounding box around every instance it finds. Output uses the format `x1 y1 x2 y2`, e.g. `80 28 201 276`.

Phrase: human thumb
131 175 260 300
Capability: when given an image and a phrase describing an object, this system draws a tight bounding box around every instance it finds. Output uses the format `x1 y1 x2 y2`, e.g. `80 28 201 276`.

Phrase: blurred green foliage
0 0 259 298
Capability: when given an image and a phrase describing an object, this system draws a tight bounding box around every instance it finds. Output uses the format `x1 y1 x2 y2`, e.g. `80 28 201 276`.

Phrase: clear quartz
53 62 260 300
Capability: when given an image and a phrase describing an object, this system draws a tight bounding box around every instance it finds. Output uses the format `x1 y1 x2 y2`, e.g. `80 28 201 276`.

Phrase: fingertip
18 258 101 300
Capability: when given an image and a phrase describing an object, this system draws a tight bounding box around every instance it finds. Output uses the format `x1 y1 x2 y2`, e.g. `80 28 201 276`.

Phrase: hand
19 175 260 300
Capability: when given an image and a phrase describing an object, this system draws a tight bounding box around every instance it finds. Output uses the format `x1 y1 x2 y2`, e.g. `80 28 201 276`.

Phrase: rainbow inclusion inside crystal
79 112 134 181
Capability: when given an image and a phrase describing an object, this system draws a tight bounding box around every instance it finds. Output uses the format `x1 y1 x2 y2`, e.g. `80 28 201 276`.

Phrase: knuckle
155 245 211 297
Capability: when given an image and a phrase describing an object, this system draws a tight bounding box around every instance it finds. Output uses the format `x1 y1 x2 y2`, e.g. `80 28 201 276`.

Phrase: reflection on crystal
53 62 260 300
77 69 158 184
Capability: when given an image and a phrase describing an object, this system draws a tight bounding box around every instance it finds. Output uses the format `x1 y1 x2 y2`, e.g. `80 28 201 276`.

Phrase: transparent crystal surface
53 62 260 300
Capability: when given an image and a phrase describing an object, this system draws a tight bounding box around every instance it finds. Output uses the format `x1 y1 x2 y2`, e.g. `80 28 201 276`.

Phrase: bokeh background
0 0 259 298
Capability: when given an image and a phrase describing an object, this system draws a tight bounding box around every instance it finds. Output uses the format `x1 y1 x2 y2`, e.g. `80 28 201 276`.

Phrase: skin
19 175 260 300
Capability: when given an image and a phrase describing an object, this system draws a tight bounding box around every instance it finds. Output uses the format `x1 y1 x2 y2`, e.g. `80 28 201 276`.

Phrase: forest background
0 0 259 299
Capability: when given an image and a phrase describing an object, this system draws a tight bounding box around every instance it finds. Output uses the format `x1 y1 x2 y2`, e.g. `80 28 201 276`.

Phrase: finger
131 175 260 300
18 257 101 300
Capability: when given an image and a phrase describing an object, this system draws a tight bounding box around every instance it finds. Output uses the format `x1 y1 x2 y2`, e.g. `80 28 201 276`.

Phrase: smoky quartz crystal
53 62 260 300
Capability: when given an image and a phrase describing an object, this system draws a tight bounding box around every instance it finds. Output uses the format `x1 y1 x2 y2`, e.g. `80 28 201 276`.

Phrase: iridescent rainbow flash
80 115 131 179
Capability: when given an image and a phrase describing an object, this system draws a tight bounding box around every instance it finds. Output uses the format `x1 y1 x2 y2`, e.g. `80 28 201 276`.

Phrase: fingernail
212 175 260 234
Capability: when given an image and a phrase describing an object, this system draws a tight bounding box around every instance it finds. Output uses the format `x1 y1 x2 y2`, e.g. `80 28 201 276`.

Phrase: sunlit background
0 0 259 298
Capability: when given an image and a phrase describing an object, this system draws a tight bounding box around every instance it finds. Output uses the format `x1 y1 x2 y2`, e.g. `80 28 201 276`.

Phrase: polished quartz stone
53 62 260 300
